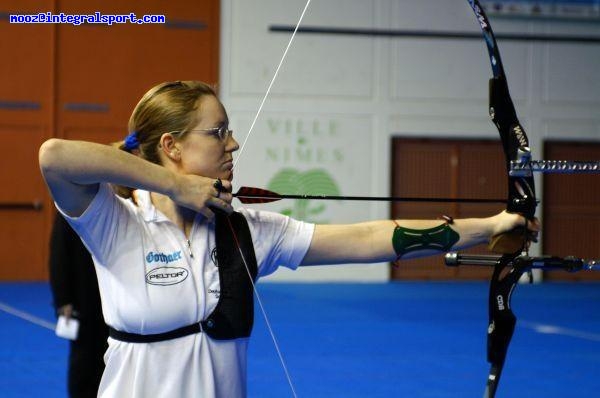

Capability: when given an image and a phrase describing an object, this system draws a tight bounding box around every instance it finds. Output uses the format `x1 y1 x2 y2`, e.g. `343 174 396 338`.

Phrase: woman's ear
159 133 181 161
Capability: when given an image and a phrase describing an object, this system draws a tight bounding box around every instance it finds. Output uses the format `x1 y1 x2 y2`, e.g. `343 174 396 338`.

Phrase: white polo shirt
58 183 314 398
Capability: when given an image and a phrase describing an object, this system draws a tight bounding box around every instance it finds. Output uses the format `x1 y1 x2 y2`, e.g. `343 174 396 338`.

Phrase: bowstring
233 0 312 169
227 1 312 397
226 218 298 398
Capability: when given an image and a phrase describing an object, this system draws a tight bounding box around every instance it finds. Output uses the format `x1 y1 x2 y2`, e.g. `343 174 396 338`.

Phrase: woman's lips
222 161 234 181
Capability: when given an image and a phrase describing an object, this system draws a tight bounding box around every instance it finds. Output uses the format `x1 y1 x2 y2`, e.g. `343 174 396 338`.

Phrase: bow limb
222 2 313 397
466 1 537 397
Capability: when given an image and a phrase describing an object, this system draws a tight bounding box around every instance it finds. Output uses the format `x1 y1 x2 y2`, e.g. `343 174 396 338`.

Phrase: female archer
39 80 538 398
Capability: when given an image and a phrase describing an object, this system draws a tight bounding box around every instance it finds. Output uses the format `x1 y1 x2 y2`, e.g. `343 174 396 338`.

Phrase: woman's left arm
300 211 538 266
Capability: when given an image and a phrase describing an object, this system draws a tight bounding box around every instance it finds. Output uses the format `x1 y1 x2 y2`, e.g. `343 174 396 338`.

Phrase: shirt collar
133 190 167 223
132 190 211 226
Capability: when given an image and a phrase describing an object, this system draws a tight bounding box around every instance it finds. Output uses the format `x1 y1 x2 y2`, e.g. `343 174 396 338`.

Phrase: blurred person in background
49 212 108 398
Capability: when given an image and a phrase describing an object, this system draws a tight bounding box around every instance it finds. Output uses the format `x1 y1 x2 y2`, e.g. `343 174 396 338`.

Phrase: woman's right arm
39 139 231 217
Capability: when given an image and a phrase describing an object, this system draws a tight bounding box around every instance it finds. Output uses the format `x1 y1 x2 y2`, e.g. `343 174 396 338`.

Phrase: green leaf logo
267 168 340 222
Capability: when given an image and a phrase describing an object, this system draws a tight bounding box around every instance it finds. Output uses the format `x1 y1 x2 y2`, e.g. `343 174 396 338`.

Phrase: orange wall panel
0 0 220 280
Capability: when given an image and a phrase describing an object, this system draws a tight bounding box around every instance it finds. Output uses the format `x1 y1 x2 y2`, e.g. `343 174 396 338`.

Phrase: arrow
232 186 507 205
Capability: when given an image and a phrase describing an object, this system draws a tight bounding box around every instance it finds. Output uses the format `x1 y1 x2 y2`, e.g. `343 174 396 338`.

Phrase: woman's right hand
171 174 234 219
57 304 74 319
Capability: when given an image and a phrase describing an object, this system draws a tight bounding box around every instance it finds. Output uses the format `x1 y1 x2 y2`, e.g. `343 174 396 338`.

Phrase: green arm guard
392 222 460 259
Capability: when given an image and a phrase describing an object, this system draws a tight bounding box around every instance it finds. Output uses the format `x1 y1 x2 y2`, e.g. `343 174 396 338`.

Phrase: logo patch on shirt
145 267 188 286
145 251 182 265
210 247 219 267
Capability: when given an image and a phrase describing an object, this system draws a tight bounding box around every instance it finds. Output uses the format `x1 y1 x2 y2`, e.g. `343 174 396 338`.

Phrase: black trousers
67 322 108 398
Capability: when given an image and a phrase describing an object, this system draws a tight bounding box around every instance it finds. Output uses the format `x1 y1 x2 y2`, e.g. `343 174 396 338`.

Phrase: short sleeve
55 183 128 265
239 208 314 277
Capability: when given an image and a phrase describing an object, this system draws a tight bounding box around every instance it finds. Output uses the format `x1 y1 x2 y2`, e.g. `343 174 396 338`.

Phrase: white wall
219 0 600 282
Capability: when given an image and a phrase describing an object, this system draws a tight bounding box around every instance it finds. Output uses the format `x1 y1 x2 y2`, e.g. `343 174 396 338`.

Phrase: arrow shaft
233 192 506 204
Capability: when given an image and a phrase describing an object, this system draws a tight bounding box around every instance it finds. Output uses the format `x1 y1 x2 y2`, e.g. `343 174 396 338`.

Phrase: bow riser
489 78 536 220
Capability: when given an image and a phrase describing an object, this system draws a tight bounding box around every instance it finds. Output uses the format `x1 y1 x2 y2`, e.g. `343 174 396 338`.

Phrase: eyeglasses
170 125 233 142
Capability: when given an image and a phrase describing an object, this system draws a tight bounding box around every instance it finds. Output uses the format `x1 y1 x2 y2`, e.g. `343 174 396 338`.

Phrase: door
543 141 600 281
0 0 55 280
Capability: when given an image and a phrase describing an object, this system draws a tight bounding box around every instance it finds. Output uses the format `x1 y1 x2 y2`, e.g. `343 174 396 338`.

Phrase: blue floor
1 282 599 397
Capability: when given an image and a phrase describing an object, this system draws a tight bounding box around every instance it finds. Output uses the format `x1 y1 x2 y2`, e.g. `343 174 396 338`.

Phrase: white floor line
521 320 600 342
0 300 56 331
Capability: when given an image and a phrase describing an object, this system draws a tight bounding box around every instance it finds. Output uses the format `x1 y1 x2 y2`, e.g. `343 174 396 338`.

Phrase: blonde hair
114 81 218 199
108 141 134 199
121 81 218 165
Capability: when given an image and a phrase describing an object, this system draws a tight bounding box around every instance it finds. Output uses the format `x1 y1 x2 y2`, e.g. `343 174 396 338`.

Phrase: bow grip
488 227 527 254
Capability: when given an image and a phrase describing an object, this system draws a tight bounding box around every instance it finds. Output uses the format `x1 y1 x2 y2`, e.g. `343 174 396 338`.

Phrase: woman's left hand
491 210 540 243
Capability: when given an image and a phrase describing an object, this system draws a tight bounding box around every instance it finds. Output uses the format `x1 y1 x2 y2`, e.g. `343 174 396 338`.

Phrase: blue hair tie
124 131 140 151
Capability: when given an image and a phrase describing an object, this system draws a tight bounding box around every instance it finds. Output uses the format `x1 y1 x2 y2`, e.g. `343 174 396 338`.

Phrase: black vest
202 210 258 339
108 211 258 343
